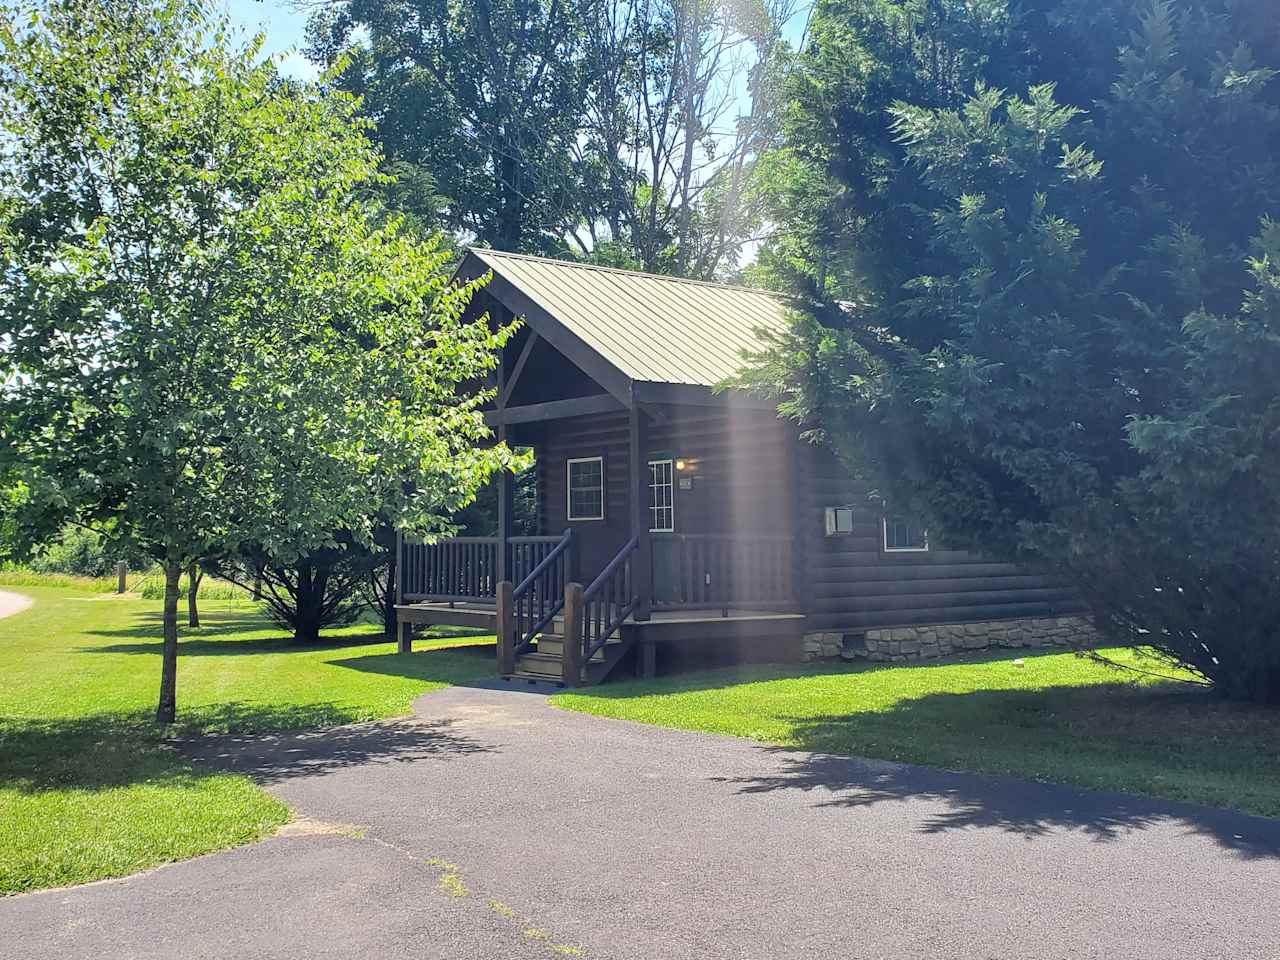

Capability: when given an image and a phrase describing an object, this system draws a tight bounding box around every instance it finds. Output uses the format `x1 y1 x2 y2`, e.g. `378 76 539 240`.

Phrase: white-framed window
648 459 675 532
567 456 605 521
824 506 855 536
883 515 929 552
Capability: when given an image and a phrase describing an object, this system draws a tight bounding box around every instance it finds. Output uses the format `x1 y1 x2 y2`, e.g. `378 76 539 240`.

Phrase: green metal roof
468 249 792 388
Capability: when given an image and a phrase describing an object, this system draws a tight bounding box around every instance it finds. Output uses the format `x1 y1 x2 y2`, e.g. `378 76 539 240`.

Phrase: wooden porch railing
510 535 567 586
400 536 499 602
399 533 565 604
497 528 574 673
651 533 794 609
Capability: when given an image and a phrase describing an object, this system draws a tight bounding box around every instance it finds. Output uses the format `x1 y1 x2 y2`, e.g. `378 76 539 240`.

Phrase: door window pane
648 459 674 532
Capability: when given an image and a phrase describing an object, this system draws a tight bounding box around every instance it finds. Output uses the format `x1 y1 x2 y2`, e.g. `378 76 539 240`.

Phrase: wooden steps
505 630 628 684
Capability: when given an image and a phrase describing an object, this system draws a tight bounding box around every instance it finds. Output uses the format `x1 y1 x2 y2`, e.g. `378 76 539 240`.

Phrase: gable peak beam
500 330 540 409
457 252 635 410
483 393 626 427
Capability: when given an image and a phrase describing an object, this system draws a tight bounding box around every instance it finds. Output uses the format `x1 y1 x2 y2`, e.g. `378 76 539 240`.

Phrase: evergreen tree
745 0 1280 700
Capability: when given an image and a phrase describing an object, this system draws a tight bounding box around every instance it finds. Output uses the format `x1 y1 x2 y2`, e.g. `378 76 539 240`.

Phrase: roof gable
464 249 791 390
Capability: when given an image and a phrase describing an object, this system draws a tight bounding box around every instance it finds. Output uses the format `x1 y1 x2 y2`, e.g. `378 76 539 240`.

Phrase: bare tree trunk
675 0 700 275
383 548 397 642
186 561 201 628
156 559 182 725
292 560 327 644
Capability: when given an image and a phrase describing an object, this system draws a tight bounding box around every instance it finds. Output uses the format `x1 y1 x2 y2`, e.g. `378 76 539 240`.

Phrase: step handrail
514 528 572 596
510 528 574 655
578 536 640 665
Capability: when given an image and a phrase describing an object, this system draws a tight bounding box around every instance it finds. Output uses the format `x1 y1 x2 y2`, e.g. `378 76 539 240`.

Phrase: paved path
6 682 1280 959
0 588 33 619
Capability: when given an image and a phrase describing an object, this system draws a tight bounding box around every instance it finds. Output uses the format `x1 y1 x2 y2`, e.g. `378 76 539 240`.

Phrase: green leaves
744 0 1280 700
0 0 512 570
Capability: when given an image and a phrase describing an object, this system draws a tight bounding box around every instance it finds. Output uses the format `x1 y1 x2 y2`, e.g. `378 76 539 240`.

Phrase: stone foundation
802 632 846 660
802 616 1100 663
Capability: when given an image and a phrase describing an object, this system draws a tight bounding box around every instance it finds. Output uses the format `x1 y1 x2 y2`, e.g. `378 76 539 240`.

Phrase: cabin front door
648 458 679 604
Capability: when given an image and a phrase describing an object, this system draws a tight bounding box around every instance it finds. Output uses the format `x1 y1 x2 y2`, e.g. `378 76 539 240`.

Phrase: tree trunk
383 548 397 642
186 561 201 628
292 560 326 644
156 559 182 724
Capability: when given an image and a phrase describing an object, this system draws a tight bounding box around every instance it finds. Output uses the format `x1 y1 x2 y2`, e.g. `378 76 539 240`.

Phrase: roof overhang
456 249 783 422
631 381 777 409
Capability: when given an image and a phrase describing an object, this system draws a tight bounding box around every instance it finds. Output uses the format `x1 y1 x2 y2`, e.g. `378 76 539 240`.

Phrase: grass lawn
552 648 1280 818
0 584 495 895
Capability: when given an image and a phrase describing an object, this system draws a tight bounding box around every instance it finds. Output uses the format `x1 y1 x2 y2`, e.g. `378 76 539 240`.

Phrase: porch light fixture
675 458 688 471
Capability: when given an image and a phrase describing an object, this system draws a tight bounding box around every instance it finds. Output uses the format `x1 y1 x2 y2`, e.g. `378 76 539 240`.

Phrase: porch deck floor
399 599 801 626
639 609 803 624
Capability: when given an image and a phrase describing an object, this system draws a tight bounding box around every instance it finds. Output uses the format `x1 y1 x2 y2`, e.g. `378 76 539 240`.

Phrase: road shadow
714 739 1280 862
183 716 497 786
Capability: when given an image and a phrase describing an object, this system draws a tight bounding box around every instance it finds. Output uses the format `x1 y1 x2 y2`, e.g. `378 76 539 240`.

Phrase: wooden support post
496 440 513 587
495 341 512 587
394 530 404 605
116 561 127 594
561 581 583 687
397 612 413 654
641 638 656 680
496 580 515 675
629 393 652 621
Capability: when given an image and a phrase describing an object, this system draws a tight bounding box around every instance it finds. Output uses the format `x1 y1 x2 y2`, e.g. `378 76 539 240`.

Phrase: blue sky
223 1 317 80
223 1 810 84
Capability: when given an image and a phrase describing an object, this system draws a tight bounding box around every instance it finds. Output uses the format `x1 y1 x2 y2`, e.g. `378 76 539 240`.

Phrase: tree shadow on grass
86 631 388 656
330 641 497 688
1 703 361 796
84 606 486 655
711 684 1280 860
583 646 1079 700
93 606 272 632
2 699 497 795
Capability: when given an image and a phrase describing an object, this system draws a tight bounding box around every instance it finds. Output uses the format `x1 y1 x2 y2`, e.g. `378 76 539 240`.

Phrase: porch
394 529 804 686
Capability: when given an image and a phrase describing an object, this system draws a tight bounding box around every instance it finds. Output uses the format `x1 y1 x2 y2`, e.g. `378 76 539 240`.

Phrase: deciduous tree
0 0 517 721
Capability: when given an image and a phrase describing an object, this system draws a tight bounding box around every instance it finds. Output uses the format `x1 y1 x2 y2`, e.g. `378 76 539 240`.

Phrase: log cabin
395 249 1085 685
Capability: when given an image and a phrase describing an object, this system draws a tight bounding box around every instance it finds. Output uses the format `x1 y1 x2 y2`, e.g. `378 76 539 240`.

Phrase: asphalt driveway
6 681 1280 959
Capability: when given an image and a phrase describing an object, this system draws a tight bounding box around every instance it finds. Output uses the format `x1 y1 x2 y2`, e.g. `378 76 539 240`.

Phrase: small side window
824 506 854 537
883 515 928 552
567 457 605 521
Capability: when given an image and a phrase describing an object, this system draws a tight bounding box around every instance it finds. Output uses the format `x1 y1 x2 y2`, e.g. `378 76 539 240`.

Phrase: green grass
0 584 496 894
552 648 1280 818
